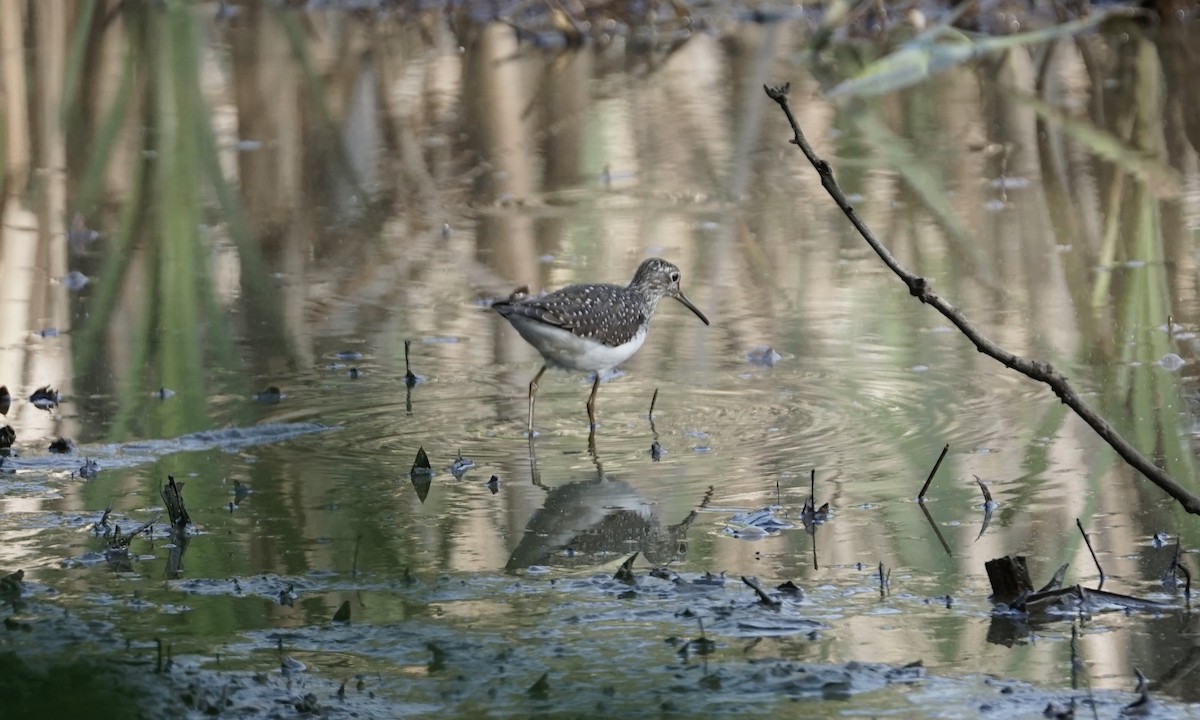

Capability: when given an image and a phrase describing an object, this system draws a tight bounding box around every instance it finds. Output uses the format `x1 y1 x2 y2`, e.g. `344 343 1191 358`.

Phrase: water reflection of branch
918 501 952 557
764 83 1200 516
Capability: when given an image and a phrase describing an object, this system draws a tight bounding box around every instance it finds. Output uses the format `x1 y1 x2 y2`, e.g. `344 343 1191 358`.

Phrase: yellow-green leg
528 365 547 436
586 373 601 429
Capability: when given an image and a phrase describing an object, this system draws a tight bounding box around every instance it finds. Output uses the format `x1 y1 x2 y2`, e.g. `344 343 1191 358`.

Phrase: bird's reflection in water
506 435 700 573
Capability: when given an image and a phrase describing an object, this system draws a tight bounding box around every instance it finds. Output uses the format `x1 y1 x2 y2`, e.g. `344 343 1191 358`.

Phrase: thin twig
1076 518 1105 587
763 83 1200 516
918 443 949 501
1179 563 1192 607
404 340 417 387
648 388 659 418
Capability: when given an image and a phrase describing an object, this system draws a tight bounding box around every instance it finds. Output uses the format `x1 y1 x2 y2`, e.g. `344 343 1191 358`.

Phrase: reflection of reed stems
765 83 1200 515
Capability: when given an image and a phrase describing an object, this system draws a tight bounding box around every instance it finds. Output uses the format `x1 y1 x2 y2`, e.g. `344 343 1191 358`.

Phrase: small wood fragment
614 552 638 585
985 556 1034 606
741 576 781 607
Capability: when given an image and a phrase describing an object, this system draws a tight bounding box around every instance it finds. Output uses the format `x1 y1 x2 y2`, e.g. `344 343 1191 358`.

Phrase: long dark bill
674 290 710 326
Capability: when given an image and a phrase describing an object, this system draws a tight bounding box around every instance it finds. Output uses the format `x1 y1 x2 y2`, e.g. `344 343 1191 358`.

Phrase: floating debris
974 475 999 511
650 440 664 461
37 327 59 338
449 452 475 479
48 437 74 454
160 475 192 530
348 367 360 379
1123 668 1154 716
106 515 157 552
974 476 996 541
332 600 351 623
486 475 500 494
742 575 782 608
1037 564 1070 594
279 583 297 607
724 525 768 540
614 552 638 585
801 471 831 531
411 447 432 475
776 580 804 597
336 350 363 361
693 571 726 587
60 270 90 291
76 458 100 479
154 387 176 399
410 447 433 502
745 346 782 367
0 425 13 449
1151 532 1170 549
254 386 284 404
0 569 24 603
281 655 306 675
29 386 59 410
985 555 1169 617
728 506 793 533
0 385 9 415
527 671 551 700
1158 353 1185 371
92 502 113 534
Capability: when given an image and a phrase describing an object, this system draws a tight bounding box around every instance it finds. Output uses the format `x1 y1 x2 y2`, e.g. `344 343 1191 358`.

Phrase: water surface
2 3 1200 716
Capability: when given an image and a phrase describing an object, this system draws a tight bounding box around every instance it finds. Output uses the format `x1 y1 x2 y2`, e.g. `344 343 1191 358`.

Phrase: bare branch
763 83 1200 515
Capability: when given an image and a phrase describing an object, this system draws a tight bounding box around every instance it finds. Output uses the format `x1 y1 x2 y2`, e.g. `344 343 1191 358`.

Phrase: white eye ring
669 272 680 282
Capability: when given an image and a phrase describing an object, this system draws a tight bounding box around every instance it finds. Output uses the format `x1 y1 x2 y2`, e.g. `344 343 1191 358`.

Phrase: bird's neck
627 284 663 316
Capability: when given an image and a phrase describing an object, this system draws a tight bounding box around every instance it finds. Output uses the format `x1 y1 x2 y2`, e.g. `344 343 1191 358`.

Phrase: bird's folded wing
494 285 644 345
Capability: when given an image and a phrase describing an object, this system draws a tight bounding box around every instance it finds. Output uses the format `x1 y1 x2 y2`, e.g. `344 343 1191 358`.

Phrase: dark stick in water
1076 518 1105 588
918 444 949 502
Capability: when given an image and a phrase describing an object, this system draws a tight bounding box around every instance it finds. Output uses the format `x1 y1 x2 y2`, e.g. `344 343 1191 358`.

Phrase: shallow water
3 2 1200 716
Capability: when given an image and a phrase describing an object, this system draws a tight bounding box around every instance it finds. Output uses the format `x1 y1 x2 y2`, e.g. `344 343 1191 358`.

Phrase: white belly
509 319 647 372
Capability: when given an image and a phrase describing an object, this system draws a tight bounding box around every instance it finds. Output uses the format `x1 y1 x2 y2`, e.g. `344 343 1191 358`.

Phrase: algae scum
2 417 1195 718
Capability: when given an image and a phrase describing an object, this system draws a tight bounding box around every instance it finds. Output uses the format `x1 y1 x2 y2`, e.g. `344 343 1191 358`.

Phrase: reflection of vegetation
828 8 1136 99
65 4 293 440
1106 32 1195 512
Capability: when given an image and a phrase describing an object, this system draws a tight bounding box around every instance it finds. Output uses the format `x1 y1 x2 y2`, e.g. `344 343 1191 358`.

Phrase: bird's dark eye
669 271 680 283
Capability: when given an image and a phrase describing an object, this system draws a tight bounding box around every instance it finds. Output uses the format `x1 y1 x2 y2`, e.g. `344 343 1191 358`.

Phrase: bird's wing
493 284 645 346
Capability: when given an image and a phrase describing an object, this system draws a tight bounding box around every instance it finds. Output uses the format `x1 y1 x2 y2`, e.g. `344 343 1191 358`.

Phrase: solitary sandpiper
493 258 710 434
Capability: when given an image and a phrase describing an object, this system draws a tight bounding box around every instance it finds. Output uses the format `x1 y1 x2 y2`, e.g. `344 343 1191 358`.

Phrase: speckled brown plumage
492 283 649 348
